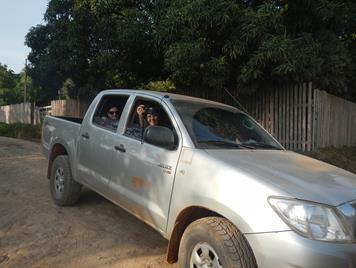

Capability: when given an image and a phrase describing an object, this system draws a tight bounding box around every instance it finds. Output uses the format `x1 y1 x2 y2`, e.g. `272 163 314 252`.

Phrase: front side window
124 98 178 147
172 99 282 150
92 94 129 131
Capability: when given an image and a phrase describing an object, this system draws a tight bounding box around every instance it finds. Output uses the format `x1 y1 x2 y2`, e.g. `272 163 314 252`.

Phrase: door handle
114 144 126 152
81 132 90 139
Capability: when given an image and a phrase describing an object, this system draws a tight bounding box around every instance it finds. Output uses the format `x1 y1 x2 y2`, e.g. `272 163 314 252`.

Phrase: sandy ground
0 137 177 268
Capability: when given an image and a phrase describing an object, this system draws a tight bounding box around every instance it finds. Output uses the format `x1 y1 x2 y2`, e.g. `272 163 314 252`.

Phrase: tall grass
0 123 42 141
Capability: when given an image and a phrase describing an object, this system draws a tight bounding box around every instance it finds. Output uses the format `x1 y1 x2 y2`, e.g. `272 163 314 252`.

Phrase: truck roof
100 88 234 108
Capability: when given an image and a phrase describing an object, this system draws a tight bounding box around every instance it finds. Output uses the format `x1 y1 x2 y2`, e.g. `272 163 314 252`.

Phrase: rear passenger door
108 95 182 232
77 94 130 196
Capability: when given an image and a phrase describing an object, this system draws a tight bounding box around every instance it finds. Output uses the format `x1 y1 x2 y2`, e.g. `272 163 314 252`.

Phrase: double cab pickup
42 89 356 268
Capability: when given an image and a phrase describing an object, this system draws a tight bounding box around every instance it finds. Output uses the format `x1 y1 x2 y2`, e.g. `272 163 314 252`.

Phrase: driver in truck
126 104 159 139
136 105 159 127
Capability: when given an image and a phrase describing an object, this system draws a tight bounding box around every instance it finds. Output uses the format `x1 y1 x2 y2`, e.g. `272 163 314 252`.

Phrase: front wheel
178 217 257 268
50 155 81 206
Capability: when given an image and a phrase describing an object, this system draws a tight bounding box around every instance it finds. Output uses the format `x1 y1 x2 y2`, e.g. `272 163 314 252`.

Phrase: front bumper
245 231 356 268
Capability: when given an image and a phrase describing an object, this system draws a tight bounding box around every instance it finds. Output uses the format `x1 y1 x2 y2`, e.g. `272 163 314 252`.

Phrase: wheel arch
166 196 257 264
166 206 222 264
47 143 69 179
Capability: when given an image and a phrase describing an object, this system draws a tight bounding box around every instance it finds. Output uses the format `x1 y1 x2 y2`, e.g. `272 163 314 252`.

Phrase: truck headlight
269 197 353 242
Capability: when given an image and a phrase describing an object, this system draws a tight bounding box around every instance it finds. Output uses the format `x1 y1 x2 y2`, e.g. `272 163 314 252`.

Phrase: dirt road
0 137 176 268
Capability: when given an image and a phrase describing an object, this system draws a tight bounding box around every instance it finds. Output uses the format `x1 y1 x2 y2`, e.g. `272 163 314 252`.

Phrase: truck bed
54 116 83 124
41 115 82 160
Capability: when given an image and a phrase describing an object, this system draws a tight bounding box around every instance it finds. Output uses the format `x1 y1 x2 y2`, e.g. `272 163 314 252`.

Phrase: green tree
25 0 356 102
15 72 37 103
155 0 356 98
283 0 356 96
26 0 75 102
0 64 19 105
0 63 39 105
60 78 75 99
26 0 165 101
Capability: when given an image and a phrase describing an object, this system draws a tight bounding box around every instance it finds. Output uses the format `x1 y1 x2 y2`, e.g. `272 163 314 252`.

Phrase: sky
0 1 48 73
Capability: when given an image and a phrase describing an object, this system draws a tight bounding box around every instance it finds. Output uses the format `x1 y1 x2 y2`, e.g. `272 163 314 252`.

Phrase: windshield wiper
242 142 282 150
197 140 255 149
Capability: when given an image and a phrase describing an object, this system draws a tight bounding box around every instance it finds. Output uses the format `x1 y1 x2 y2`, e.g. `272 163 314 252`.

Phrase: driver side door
108 96 182 232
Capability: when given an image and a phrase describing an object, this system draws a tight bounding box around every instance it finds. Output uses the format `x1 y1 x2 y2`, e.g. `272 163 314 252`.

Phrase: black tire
178 217 257 268
50 155 81 206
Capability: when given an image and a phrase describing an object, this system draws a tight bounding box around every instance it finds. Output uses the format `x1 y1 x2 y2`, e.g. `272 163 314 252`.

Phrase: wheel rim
54 167 65 194
190 242 222 268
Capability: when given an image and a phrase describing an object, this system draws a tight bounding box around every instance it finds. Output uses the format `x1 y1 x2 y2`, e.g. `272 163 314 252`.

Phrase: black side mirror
143 125 175 149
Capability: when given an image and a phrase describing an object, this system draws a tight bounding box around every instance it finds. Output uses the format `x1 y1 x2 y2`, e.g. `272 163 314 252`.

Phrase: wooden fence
0 102 41 125
44 85 356 151
314 90 356 149
50 99 88 117
182 82 356 151
243 83 315 151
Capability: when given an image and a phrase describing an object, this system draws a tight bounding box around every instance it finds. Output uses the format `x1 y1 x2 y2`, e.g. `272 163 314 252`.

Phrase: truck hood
205 149 356 206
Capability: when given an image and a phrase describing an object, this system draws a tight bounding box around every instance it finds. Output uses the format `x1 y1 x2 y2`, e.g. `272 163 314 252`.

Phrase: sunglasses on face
108 111 119 115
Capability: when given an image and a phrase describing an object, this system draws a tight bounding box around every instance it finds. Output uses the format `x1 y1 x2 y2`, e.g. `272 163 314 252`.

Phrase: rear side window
92 94 129 131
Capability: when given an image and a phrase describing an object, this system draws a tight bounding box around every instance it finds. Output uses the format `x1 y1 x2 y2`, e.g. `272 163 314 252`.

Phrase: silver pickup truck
42 89 356 268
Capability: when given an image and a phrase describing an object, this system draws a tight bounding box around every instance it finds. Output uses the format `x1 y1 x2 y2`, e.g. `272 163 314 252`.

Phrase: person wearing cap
126 104 159 139
135 104 159 127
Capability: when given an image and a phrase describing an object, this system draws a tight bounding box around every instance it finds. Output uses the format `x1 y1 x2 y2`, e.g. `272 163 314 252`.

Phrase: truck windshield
171 99 283 150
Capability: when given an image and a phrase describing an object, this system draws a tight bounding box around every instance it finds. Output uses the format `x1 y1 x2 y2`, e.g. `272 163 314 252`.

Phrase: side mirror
143 125 175 149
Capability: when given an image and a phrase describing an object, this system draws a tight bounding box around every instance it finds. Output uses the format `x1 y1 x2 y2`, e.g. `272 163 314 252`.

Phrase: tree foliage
25 0 356 102
0 64 35 105
26 0 164 101
156 0 355 95
0 64 16 105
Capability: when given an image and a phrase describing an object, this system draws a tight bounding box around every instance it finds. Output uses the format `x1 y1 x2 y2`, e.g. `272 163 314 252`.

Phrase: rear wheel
178 217 257 268
50 155 81 206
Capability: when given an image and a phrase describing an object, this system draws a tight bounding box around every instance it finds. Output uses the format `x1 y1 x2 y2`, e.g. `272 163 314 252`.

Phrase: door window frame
90 93 131 134
123 95 181 150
